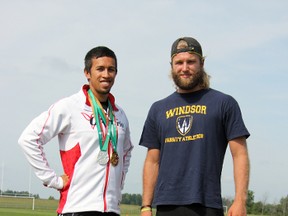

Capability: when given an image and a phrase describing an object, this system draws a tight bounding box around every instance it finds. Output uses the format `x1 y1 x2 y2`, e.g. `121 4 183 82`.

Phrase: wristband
141 207 152 212
141 205 152 209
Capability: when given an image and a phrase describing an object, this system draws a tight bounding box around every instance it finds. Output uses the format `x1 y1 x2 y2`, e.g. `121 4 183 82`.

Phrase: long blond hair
200 64 210 89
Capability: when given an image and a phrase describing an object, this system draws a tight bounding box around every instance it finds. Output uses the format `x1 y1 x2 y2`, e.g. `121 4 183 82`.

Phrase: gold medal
110 151 119 166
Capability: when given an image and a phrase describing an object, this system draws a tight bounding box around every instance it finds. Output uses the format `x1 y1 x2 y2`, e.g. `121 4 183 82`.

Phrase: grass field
0 197 258 216
0 208 259 216
0 208 56 216
0 197 142 216
0 205 141 216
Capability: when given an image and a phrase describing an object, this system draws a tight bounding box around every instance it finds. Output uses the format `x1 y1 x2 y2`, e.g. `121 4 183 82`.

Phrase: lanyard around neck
87 89 117 152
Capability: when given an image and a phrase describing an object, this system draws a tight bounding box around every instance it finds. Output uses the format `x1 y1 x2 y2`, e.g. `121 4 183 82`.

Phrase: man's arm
141 148 160 216
228 136 250 216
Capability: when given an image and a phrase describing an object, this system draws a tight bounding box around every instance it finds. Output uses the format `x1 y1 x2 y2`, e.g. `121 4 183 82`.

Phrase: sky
0 0 288 204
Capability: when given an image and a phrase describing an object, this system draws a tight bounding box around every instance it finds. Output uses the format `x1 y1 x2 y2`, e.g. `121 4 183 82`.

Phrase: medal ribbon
88 89 117 152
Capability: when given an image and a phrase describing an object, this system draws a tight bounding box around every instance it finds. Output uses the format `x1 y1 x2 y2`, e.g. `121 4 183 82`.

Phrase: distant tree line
0 189 39 198
121 193 142 206
123 190 288 215
121 190 288 216
2 189 288 215
222 190 288 216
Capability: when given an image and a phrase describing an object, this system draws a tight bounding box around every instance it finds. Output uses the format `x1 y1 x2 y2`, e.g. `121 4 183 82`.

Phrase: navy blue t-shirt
139 88 250 209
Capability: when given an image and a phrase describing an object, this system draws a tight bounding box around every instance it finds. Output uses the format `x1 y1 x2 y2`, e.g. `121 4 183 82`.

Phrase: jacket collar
82 84 118 111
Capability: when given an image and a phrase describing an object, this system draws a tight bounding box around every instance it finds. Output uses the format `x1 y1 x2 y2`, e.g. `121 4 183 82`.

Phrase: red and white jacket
18 85 133 214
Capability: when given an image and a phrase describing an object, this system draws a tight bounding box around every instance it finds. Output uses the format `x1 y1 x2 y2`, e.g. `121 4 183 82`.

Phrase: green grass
0 197 261 216
0 208 260 216
0 208 56 216
0 198 142 216
0 207 142 216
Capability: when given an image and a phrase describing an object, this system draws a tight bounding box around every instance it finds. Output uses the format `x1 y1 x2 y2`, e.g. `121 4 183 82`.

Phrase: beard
171 68 204 91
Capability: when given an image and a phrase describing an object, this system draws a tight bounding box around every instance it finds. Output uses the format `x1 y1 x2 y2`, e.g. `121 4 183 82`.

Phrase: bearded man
139 37 250 216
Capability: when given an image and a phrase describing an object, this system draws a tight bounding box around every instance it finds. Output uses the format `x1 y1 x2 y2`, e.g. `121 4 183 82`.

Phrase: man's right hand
61 174 69 188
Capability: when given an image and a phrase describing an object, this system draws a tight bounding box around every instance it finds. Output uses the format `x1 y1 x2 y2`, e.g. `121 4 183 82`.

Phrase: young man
18 46 133 216
139 37 250 216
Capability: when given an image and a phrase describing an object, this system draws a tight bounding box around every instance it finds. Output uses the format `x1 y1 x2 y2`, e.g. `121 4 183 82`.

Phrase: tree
246 190 254 214
280 195 288 216
121 193 142 205
261 192 269 215
122 193 131 204
48 196 55 200
252 201 262 215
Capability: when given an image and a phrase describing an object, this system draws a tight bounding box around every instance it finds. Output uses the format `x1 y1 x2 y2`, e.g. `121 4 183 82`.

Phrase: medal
97 151 109 165
110 151 119 166
88 89 118 166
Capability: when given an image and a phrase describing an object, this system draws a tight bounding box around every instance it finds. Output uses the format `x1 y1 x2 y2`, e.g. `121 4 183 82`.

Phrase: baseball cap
171 37 202 58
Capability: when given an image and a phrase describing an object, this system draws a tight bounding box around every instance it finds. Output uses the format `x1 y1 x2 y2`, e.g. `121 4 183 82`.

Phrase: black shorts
58 212 119 216
156 204 224 216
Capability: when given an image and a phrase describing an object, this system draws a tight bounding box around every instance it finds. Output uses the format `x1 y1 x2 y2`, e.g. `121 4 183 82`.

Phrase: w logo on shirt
176 115 193 136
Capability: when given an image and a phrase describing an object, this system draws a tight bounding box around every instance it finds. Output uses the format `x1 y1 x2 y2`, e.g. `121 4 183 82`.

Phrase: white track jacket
18 85 133 214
